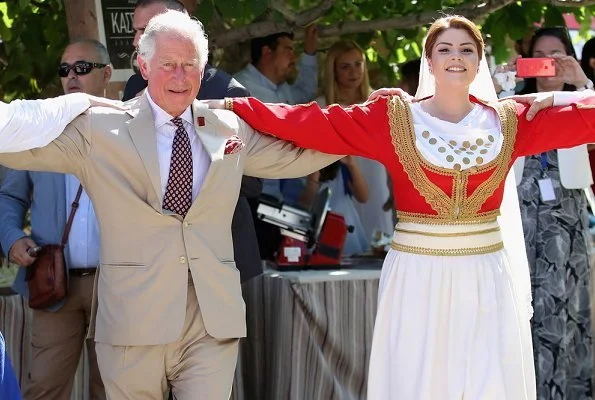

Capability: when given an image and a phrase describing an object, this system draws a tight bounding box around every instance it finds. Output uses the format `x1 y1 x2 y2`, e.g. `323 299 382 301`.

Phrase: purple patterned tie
163 117 193 217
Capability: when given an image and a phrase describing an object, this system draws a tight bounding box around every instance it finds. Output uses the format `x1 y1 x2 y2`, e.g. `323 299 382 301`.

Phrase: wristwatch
577 79 594 91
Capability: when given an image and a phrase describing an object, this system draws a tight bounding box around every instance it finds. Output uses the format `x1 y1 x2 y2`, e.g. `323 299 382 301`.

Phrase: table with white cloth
232 258 383 400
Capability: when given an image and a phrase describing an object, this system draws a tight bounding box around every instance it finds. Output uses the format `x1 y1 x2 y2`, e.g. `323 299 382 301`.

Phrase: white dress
367 103 536 400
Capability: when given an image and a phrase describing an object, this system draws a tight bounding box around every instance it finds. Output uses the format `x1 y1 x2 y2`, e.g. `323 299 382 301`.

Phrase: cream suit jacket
0 94 340 346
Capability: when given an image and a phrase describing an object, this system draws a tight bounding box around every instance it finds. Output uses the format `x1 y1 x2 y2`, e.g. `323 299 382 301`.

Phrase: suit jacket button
179 256 187 264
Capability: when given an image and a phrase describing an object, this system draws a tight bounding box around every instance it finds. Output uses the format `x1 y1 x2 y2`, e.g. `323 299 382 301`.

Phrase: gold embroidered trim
387 96 453 216
387 96 518 221
224 97 234 111
461 100 518 217
394 226 501 237
396 210 500 225
391 241 504 256
576 103 595 109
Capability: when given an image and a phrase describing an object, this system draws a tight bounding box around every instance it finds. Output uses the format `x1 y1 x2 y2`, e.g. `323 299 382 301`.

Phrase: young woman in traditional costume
215 15 595 400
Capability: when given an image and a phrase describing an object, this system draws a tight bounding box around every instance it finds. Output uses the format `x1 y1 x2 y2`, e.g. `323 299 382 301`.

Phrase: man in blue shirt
234 28 319 106
234 28 319 258
0 39 109 400
234 29 318 204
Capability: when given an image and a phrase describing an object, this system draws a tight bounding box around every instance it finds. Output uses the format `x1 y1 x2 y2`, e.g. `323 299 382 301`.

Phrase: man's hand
500 92 554 121
9 237 38 267
303 25 318 56
368 88 415 103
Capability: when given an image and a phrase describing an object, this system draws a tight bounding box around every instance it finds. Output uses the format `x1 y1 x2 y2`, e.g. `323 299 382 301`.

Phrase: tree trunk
64 0 99 40
63 0 124 99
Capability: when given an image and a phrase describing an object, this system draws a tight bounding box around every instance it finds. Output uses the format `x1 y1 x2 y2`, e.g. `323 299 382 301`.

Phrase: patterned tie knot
172 117 184 129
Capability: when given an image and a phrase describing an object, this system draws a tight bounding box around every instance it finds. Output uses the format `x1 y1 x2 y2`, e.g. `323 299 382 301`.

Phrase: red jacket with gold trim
229 95 595 224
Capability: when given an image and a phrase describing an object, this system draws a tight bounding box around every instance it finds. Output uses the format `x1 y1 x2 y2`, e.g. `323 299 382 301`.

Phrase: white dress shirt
233 54 318 104
65 175 101 269
146 92 210 202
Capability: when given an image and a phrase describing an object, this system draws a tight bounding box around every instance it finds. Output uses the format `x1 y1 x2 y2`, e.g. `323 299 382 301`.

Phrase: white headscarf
416 37 533 321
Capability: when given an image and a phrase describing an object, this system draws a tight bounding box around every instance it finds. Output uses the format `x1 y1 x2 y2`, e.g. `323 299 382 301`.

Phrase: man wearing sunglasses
0 39 110 400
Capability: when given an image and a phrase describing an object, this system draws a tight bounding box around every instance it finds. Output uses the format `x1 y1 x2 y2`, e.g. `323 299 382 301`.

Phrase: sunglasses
58 61 108 77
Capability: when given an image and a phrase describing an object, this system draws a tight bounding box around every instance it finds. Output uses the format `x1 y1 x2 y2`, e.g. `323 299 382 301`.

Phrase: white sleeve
0 93 90 153
553 89 595 106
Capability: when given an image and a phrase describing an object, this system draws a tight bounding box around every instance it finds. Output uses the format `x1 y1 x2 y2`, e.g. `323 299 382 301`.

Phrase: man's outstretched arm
0 93 90 152
0 93 124 153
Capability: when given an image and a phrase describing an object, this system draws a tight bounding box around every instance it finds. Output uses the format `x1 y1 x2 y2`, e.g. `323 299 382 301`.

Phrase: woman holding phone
514 27 594 400
215 15 595 399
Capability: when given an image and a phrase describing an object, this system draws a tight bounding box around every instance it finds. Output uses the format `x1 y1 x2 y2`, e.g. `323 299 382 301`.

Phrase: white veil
416 43 533 321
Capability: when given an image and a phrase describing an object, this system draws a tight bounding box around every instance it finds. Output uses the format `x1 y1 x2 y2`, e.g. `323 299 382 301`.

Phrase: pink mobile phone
516 58 556 78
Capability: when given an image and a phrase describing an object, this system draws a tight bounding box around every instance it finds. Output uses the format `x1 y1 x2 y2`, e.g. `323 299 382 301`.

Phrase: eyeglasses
58 61 108 77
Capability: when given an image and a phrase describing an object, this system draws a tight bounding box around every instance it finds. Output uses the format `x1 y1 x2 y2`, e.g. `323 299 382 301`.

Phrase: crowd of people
0 0 595 399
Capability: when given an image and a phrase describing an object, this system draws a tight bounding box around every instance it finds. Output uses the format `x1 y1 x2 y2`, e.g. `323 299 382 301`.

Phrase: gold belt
390 221 503 256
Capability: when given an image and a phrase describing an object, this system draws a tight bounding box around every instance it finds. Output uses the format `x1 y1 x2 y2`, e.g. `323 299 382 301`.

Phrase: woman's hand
368 88 415 103
553 54 590 88
500 92 554 121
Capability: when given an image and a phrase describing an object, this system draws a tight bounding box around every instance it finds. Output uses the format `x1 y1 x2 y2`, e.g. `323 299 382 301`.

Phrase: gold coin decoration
462 141 471 148
429 138 437 145
453 163 461 171
446 155 454 162
476 157 484 164
480 149 488 154
449 140 457 146
422 131 430 139
470 145 478 151
438 147 446 153
488 135 495 142
476 138 484 145
462 157 470 164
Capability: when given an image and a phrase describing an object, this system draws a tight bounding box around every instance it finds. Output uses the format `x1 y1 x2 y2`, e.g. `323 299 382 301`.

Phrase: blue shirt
233 54 318 104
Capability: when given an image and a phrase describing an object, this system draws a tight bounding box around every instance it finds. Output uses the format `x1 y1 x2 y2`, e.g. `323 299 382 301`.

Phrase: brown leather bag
25 185 83 310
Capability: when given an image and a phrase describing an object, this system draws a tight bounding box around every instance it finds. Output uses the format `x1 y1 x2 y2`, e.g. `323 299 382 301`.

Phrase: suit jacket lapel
186 102 231 219
126 95 163 213
192 101 227 162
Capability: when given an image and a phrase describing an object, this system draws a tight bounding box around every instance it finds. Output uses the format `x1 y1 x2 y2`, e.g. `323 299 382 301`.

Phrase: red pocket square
224 135 245 155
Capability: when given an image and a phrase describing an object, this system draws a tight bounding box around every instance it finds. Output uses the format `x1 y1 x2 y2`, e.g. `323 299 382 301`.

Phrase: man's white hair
138 9 208 68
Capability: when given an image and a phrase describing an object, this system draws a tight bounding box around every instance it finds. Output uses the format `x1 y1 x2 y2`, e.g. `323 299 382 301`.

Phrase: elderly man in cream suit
0 10 339 400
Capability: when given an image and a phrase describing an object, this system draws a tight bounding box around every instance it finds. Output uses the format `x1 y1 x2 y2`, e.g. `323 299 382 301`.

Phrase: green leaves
3 0 595 101
0 0 66 100
543 6 566 27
